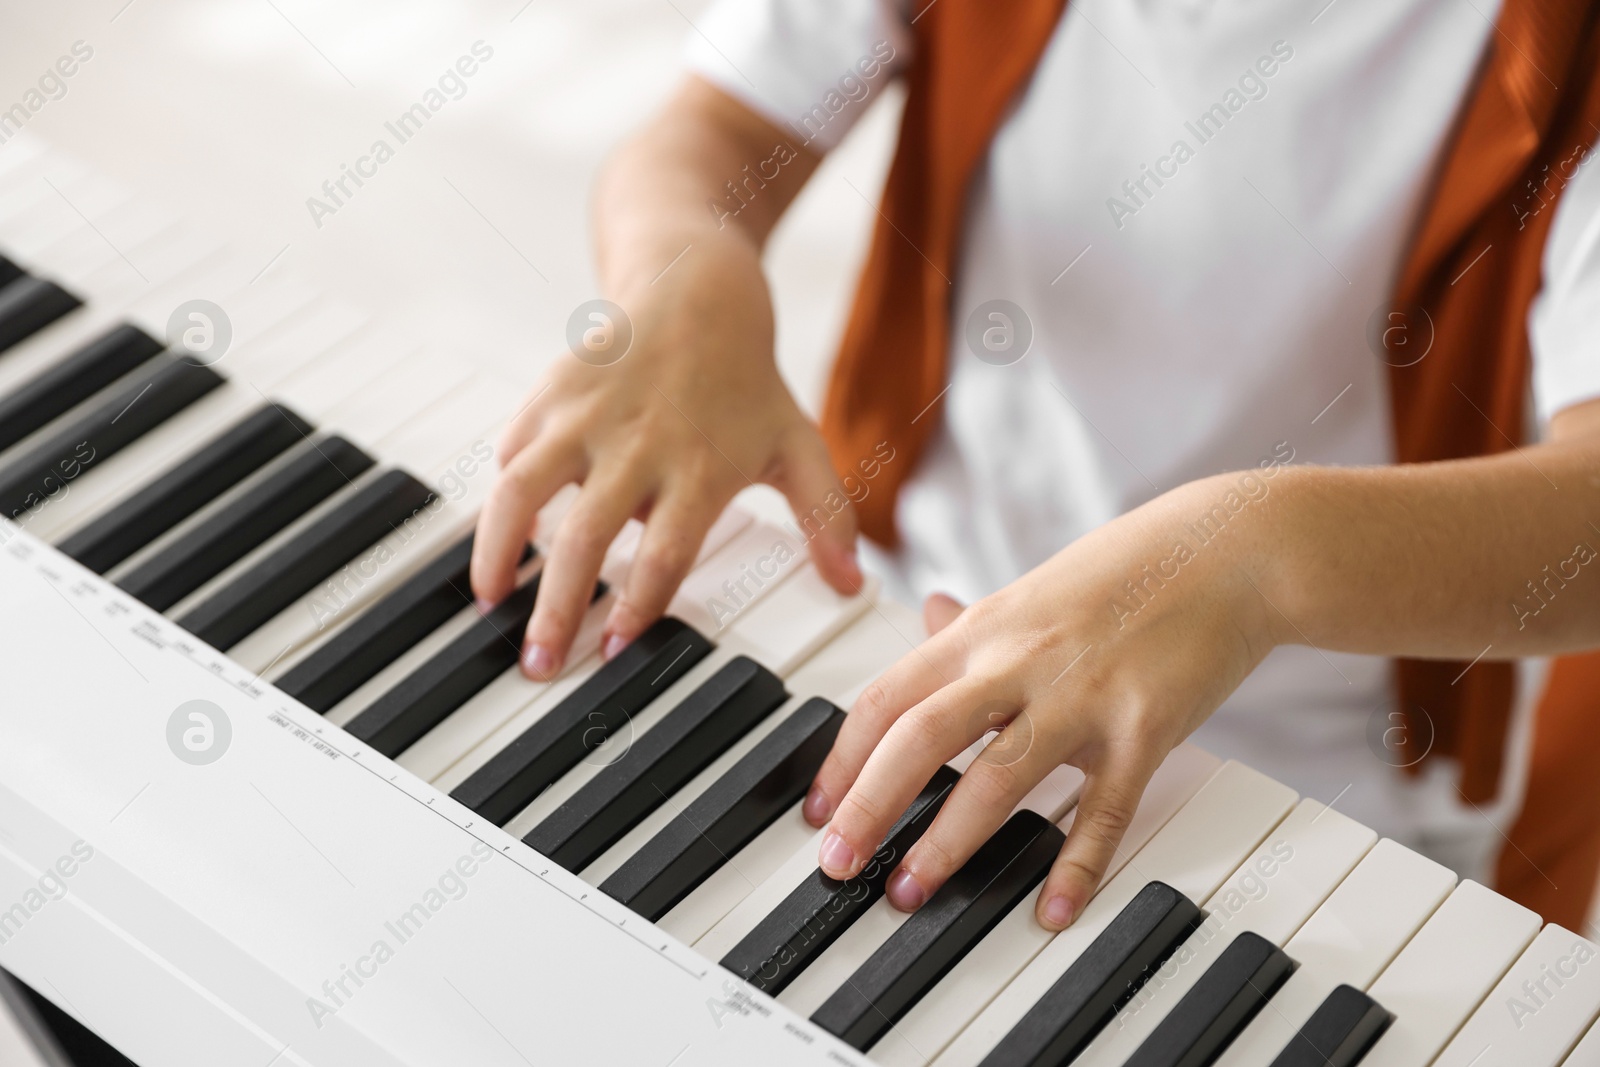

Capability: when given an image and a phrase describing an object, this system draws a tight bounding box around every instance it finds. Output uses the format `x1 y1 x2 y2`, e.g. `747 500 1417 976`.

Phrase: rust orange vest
819 0 1600 925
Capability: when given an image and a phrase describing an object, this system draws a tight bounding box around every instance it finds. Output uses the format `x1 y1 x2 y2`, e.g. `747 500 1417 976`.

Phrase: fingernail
886 868 927 911
841 548 864 590
1043 895 1075 928
474 596 493 614
602 633 628 661
803 787 830 825
819 832 857 877
521 643 558 679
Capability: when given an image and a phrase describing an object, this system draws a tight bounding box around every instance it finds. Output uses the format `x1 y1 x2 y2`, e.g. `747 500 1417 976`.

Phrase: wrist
1161 465 1305 657
597 219 762 311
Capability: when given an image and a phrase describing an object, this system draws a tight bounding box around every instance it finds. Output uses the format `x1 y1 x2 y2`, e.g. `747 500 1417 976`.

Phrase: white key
576 564 885 885
0 227 222 400
1564 1014 1600 1065
395 593 611 785
26 199 175 281
271 326 427 419
685 725 999 971
497 646 744 838
212 295 369 394
1072 798 1376 1066
1433 925 1600 1067
578 690 821 888
655 600 926 946
775 759 1087 1023
0 159 94 224
1361 880 1542 1067
671 521 811 636
13 386 261 542
32 315 394 553
21 303 384 543
227 498 481 676
715 750 1086 1022
369 372 523 474
24 211 142 284
1214 838 1454 1067
0 184 93 249
785 596 922 706
320 553 548 730
159 391 506 640
602 505 754 592
0 971 53 1067
683 724 1026 965
3 174 130 258
221 405 508 670
0 132 49 185
933 761 1298 1067
873 745 1223 1067
428 522 815 795
275 502 483 672
498 561 871 840
399 510 756 789
88 224 225 310
0 261 312 459
709 558 873 678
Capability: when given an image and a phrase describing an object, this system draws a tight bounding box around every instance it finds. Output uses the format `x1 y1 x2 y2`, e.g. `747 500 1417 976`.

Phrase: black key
525 656 788 872
0 255 22 289
343 567 582 758
0 275 80 353
602 697 844 921
175 469 434 650
277 534 532 713
0 356 222 519
450 616 714 824
116 435 372 610
1267 985 1390 1067
1124 932 1295 1067
0 323 164 452
811 810 1065 1052
58 402 313 574
980 881 1204 1067
720 765 961 996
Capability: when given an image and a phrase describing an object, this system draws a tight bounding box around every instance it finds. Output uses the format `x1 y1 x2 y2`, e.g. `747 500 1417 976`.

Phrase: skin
470 78 854 679
475 76 1600 930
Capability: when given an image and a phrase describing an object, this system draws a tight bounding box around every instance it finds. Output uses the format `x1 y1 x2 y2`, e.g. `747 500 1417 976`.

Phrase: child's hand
470 76 854 679
470 242 861 678
803 474 1287 930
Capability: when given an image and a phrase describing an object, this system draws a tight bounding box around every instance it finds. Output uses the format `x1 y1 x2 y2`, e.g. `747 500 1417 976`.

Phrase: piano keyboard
1 133 1598 1067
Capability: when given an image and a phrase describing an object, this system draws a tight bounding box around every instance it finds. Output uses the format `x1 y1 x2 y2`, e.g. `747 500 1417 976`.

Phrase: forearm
1242 403 1600 660
592 76 819 303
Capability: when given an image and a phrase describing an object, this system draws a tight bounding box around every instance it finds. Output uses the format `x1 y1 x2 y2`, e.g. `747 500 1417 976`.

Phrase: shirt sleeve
684 0 912 153
1529 137 1600 426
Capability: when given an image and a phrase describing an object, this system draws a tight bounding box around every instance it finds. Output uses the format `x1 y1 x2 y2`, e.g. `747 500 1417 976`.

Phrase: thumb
922 592 965 635
775 427 863 595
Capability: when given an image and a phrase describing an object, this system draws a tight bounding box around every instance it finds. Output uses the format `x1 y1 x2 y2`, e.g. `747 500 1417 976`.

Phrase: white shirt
688 0 1600 855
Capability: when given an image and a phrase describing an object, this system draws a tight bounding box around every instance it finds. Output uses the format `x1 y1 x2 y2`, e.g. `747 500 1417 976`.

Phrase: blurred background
0 0 902 418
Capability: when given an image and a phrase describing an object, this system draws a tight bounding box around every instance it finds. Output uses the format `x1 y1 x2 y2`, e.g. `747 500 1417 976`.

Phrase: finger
804 635 958 825
470 435 583 609
1035 748 1159 931
887 706 1055 911
493 380 554 465
773 427 863 595
601 486 721 659
818 675 994 881
521 466 644 679
923 592 965 635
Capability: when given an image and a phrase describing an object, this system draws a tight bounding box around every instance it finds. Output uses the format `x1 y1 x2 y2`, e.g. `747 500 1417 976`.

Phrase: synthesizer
0 131 1597 1067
